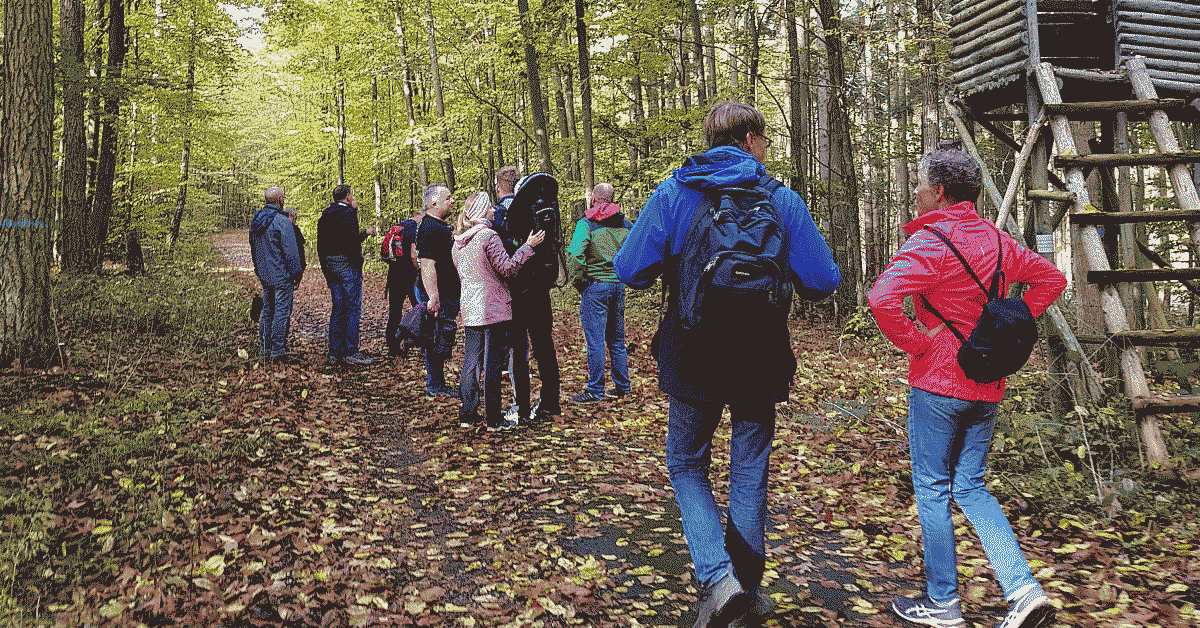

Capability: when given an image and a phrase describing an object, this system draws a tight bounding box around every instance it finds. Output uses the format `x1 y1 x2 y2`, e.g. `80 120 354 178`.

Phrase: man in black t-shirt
416 184 460 397
317 184 377 367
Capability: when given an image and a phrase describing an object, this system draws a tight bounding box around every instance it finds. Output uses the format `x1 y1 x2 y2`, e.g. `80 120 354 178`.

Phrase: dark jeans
509 289 560 413
321 256 362 360
386 268 419 355
580 281 630 396
258 283 294 358
459 322 518 423
665 395 775 593
415 281 460 390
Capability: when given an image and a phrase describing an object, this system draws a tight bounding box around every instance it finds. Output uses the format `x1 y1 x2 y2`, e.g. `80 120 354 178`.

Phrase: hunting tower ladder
948 0 1200 466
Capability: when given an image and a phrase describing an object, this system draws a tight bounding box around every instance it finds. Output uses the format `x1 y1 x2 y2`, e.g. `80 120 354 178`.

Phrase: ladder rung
1088 268 1200 284
1044 99 1190 119
1133 394 1200 416
1111 328 1200 348
1055 151 1200 169
1070 209 1200 226
1028 189 1075 203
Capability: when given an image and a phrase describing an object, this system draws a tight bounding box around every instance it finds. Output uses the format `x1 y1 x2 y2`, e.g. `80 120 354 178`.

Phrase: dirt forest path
202 230 1188 626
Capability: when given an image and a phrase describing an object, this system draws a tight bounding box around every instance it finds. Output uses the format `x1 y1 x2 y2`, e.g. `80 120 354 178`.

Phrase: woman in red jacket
868 145 1066 628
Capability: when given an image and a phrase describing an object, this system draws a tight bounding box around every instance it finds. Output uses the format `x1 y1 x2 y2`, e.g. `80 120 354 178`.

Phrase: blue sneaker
891 595 966 627
997 585 1054 628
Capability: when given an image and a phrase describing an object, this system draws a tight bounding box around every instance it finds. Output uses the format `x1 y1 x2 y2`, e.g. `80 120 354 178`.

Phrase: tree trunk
890 0 909 248
818 0 861 314
746 7 761 105
918 0 938 151
784 0 807 195
424 0 456 187
1 0 58 367
60 0 90 273
85 0 105 212
394 7 427 190
334 45 347 185
90 0 127 270
685 0 706 107
169 21 196 252
373 76 385 225
574 0 593 186
553 67 577 180
516 0 552 173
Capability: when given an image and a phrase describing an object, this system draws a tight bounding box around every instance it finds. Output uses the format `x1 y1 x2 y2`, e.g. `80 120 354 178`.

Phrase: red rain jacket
868 202 1067 402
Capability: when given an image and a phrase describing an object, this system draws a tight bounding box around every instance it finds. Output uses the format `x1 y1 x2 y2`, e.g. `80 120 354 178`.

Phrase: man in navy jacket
614 101 839 627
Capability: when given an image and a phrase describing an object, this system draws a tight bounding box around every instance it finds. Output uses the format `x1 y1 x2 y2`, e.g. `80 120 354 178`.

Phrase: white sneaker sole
890 601 966 627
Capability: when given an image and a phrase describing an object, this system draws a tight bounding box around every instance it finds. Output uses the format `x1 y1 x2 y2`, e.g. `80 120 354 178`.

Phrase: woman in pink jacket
453 191 545 431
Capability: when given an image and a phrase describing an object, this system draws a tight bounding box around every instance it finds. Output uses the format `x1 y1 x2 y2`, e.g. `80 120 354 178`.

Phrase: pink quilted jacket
452 224 534 327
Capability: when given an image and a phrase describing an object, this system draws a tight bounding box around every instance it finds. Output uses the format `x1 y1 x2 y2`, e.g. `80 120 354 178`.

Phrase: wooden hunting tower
947 0 1200 466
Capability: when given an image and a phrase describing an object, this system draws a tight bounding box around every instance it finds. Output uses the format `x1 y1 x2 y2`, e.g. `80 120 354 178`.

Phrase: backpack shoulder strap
919 295 968 345
922 225 988 297
988 228 1005 299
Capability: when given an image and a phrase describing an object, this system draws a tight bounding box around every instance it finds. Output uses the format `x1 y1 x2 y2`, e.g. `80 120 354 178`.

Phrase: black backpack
506 172 564 294
919 226 1037 384
673 175 794 398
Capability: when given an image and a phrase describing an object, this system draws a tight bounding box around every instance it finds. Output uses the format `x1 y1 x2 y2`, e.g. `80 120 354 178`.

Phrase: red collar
903 201 979 236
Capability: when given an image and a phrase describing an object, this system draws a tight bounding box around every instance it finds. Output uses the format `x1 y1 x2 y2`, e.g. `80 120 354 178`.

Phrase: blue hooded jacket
613 146 841 404
614 145 839 298
249 204 302 288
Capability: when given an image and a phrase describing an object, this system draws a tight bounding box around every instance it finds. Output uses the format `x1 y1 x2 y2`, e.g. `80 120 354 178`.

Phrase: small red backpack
380 224 406 261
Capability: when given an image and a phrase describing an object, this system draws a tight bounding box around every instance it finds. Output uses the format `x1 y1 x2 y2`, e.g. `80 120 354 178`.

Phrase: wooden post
1035 62 1170 467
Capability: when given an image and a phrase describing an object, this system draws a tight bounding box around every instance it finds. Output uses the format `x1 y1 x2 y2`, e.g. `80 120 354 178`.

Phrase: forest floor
1 231 1196 626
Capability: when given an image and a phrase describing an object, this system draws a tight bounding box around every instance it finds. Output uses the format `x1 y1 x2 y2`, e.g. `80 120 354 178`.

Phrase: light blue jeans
579 281 630 396
666 396 774 593
908 387 1038 602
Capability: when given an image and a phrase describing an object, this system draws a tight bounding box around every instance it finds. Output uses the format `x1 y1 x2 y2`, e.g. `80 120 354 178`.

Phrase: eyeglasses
757 133 773 149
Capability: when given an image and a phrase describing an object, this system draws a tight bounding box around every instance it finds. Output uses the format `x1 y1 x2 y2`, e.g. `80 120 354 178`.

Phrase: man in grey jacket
249 186 303 362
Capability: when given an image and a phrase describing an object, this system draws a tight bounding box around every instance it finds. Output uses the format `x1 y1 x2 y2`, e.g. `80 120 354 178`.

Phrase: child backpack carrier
673 174 794 399
506 172 564 293
918 226 1038 384
380 224 406 262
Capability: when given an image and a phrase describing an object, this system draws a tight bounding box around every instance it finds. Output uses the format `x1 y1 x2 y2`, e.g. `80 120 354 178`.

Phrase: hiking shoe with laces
605 389 631 399
570 390 605 404
997 585 1054 628
891 595 966 627
458 413 483 429
486 418 518 432
505 404 521 422
693 572 749 628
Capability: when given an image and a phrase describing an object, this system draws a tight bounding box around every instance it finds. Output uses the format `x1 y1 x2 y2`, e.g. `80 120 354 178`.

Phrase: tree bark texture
60 0 90 273
574 0 593 186
90 0 127 270
2 0 58 367
425 0 456 187
169 22 196 252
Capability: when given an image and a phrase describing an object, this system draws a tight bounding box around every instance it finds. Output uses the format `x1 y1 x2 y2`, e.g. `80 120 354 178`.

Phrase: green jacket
567 215 631 284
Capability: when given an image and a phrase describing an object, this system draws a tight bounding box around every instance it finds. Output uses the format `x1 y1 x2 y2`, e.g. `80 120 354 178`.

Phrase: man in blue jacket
614 101 840 627
249 186 303 363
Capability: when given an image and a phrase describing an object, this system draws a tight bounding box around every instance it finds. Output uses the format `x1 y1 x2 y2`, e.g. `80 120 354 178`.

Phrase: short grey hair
591 182 614 203
423 183 449 210
919 142 982 203
264 186 285 204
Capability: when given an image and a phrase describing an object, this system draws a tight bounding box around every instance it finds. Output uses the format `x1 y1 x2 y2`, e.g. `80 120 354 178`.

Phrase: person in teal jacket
566 182 632 404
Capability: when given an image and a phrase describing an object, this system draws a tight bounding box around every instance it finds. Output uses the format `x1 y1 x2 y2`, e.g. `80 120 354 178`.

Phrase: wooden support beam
996 113 1046 229
1089 268 1200 284
1110 328 1200 348
1070 209 1200 225
1043 99 1188 118
1036 61 1170 466
1052 66 1127 83
966 110 1070 190
1133 394 1200 416
1028 189 1075 202
1135 240 1200 297
1054 151 1200 169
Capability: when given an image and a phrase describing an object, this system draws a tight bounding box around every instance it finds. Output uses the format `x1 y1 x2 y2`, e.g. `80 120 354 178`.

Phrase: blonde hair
457 191 493 233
